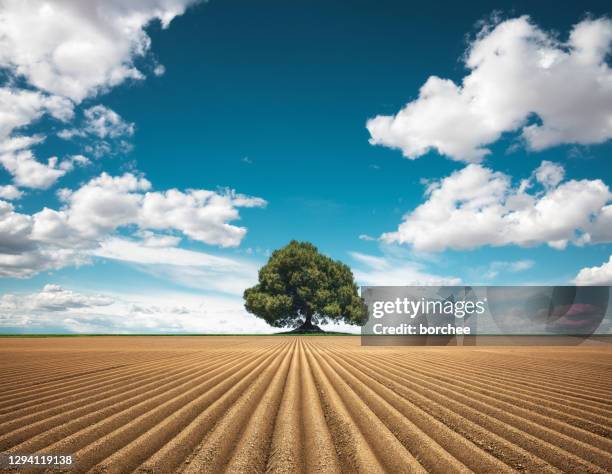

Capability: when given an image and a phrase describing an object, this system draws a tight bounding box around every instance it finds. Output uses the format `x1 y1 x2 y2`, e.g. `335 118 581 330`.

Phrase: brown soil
0 336 610 473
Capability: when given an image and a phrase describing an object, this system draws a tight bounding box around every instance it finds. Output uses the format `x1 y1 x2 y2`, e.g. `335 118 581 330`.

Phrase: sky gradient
0 0 611 333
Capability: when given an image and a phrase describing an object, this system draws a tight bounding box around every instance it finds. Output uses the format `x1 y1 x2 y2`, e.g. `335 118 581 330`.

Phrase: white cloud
534 160 564 189
382 161 611 252
350 251 461 286
82 105 134 139
0 89 77 189
63 154 91 169
587 205 612 244
92 237 259 295
0 87 73 140
0 200 90 278
58 105 134 158
367 16 612 162
53 172 153 241
483 259 534 279
351 252 390 271
139 189 267 247
0 172 266 278
0 150 72 189
0 88 85 189
0 0 199 103
0 286 273 334
0 284 113 312
0 185 22 200
0 134 45 154
358 234 376 241
134 230 182 248
574 255 612 285
50 173 267 247
94 237 244 267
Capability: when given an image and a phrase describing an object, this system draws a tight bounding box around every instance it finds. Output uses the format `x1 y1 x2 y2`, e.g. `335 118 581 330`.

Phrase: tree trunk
291 312 324 333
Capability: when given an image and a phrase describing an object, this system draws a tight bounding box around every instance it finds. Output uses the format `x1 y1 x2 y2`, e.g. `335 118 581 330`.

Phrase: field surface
0 336 611 473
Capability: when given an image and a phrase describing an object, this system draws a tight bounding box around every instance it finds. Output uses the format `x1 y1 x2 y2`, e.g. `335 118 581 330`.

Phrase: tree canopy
243 241 368 331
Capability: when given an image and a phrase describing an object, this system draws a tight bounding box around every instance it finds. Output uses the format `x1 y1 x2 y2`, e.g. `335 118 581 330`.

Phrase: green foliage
244 241 368 328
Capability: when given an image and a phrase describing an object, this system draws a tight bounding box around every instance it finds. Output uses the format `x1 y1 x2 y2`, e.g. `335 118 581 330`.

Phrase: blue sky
0 0 611 333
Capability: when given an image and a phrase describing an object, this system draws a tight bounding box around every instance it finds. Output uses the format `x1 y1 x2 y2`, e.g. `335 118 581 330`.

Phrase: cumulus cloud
0 88 78 189
574 256 612 285
350 251 461 286
0 172 266 278
0 200 88 277
534 160 564 189
381 161 611 252
139 188 267 247
0 90 91 190
81 105 135 139
52 172 153 242
58 105 134 157
0 150 90 189
0 88 74 140
0 135 45 154
581 204 612 244
0 185 22 200
367 16 612 162
0 0 199 103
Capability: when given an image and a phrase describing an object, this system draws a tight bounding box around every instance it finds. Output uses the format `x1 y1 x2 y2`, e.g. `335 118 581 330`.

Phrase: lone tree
244 240 368 332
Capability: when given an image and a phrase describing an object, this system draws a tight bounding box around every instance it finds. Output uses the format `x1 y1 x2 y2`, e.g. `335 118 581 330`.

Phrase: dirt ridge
0 336 610 473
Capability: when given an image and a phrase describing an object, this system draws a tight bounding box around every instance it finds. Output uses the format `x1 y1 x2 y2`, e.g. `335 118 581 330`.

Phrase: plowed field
0 336 610 473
